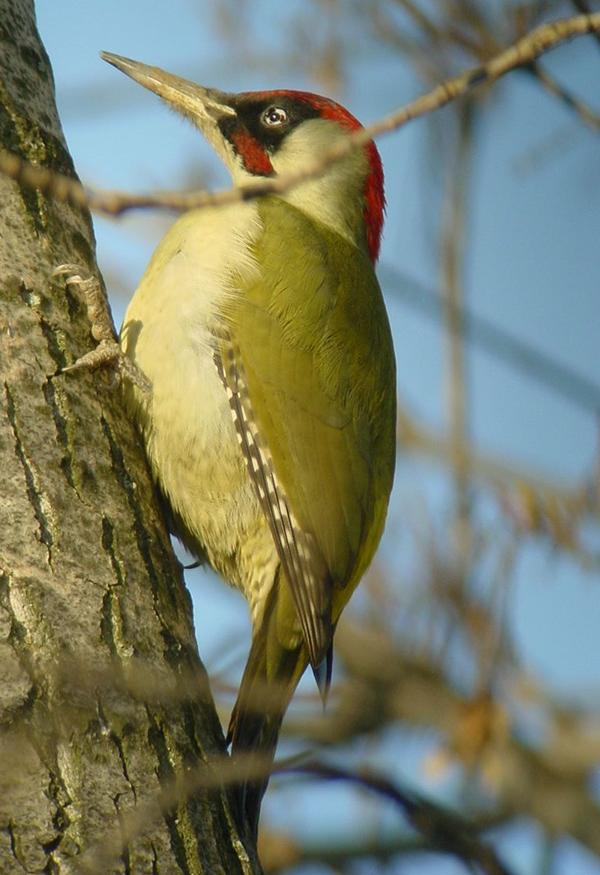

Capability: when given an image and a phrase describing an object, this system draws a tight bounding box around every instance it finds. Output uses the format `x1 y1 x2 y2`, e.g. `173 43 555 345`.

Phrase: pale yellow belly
119 201 279 626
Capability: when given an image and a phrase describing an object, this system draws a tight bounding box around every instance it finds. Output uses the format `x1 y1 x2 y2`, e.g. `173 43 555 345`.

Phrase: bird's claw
53 264 151 393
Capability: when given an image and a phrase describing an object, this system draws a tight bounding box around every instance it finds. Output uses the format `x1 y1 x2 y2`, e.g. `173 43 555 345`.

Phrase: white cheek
270 120 367 245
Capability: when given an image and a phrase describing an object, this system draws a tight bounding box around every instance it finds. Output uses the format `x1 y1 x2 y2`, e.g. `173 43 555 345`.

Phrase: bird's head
102 53 385 262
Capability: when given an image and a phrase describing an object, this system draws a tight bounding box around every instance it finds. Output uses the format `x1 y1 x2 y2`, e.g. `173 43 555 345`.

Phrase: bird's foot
53 265 151 393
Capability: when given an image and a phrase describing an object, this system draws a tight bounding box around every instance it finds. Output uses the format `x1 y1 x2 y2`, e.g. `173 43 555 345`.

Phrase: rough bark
0 2 260 873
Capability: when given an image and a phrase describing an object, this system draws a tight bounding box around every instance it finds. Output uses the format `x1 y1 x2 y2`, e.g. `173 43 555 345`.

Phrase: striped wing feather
215 340 330 667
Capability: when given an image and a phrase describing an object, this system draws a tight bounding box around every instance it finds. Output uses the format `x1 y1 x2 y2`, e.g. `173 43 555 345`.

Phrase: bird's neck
279 163 369 257
265 121 372 258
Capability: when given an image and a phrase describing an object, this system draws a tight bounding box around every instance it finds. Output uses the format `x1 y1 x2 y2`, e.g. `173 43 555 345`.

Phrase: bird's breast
120 201 268 575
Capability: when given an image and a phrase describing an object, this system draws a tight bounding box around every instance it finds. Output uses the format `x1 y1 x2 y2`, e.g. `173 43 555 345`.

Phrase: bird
102 51 397 839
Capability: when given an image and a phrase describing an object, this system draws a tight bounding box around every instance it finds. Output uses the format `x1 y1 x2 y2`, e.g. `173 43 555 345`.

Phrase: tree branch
278 761 514 875
292 623 600 858
0 13 598 216
572 0 600 48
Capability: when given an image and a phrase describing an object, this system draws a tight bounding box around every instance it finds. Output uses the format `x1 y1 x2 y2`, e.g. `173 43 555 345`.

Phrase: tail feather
312 643 333 706
228 574 311 840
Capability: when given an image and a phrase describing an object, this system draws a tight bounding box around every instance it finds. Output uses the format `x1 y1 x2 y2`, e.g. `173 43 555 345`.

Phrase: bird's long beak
101 52 237 172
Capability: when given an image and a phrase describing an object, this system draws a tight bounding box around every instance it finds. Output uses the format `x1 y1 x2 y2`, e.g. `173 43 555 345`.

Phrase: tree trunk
0 2 260 872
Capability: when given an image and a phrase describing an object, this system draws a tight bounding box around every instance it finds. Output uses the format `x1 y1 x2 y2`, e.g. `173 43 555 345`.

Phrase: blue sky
37 2 600 872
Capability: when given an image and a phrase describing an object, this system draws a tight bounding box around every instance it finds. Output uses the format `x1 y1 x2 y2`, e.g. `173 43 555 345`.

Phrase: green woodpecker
103 52 396 835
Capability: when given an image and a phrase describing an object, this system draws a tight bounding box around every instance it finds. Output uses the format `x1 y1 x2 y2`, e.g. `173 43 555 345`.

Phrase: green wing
219 197 396 664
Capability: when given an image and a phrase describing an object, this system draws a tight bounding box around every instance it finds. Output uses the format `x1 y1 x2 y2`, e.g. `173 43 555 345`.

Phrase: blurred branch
376 0 600 129
440 99 476 578
72 720 511 875
380 265 600 414
1 13 598 215
258 827 430 873
524 61 600 129
395 401 584 497
396 402 599 566
36 635 600 870
73 749 276 875
277 760 514 875
292 622 600 857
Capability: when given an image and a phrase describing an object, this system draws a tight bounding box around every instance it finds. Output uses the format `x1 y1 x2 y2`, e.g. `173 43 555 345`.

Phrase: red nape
254 89 385 263
230 127 274 176
361 141 385 263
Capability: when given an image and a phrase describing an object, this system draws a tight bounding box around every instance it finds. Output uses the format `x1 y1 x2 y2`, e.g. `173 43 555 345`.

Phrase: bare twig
385 2 600 132
572 0 600 48
0 14 598 216
524 61 600 129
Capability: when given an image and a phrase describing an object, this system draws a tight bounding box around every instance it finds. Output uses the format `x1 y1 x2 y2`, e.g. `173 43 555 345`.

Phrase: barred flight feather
214 340 330 667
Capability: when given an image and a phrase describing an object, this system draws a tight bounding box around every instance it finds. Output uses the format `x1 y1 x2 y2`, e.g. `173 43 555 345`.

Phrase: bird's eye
261 106 288 128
